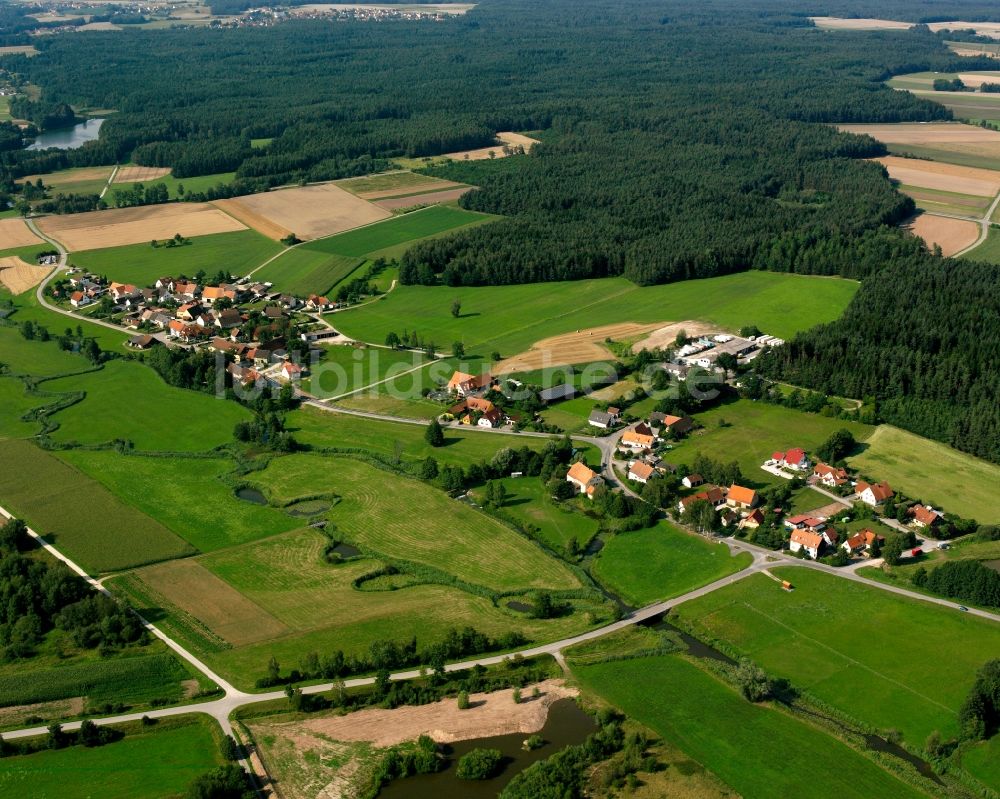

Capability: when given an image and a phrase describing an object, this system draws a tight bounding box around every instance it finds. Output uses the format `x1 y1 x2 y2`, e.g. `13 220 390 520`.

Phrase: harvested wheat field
905 214 980 256
495 321 671 373
875 156 1000 196
630 320 719 353
443 131 540 161
113 165 172 183
0 256 51 295
23 166 113 187
810 16 912 30
214 184 390 241
36 203 246 251
928 21 1000 37
375 186 473 210
354 180 466 201
0 218 44 250
838 122 1000 145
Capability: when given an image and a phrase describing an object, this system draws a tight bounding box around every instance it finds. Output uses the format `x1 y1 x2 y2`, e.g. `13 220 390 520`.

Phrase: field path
99 164 119 199
954 189 1000 257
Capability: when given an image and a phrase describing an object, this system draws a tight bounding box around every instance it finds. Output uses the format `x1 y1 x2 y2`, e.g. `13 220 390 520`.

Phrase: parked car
958 606 969 612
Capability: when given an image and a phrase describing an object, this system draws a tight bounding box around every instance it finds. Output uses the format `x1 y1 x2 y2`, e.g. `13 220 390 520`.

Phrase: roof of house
911 505 942 525
202 286 225 300
128 334 154 347
783 447 806 464
589 409 613 424
447 370 491 390
70 290 84 301
629 462 655 481
662 414 692 428
634 422 653 436
728 484 757 505
539 384 576 402
845 533 866 550
790 529 823 550
785 514 810 525
681 486 726 509
685 473 703 484
622 429 655 447
567 461 598 485
606 406 621 415
814 463 848 479
859 481 893 501
465 396 496 413
862 528 885 545
282 362 302 375
744 508 765 524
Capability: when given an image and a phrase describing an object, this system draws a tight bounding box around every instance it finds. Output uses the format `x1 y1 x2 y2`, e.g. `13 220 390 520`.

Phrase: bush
457 690 470 710
456 747 504 780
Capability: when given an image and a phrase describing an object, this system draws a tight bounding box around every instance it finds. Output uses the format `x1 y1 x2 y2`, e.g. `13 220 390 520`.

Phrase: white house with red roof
566 462 603 499
789 529 823 559
447 370 492 397
910 505 942 528
857 481 893 507
771 448 810 471
813 462 849 488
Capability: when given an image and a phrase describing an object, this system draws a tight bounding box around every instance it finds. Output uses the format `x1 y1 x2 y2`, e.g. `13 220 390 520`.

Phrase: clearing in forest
0 256 49 295
213 183 390 241
874 156 1000 197
0 218 44 250
810 16 911 30
442 131 540 161
113 165 172 183
904 213 979 256
36 203 246 251
838 122 1000 146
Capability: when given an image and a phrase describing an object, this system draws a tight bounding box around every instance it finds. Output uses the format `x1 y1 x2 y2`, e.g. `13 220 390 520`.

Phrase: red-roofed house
773 448 810 471
813 462 849 487
857 481 893 507
789 529 823 559
727 485 759 509
628 461 655 484
910 505 942 528
566 462 603 499
69 290 90 308
678 486 727 514
740 508 765 529
447 370 492 397
280 362 303 382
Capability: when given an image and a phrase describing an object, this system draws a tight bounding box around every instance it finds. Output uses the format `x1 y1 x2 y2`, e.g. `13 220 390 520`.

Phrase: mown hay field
0 255 49 295
23 165 114 196
37 202 246 251
374 186 472 210
671 568 1000 744
336 170 464 199
252 247 360 296
904 213 979 256
0 439 193 573
113 165 172 183
876 155 1000 197
0 218 44 250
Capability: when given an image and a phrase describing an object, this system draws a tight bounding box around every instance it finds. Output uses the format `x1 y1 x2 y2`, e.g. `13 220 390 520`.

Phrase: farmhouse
784 514 826 532
857 480 894 507
771 448 810 471
173 281 199 299
621 424 656 450
69 290 90 308
842 528 885 555
450 396 504 428
727 484 758 509
127 334 156 349
566 461 603 499
307 294 333 311
588 409 615 429
789 529 823 559
447 370 492 397
628 461 655 484
650 413 693 436
216 308 243 330
740 508 765 529
910 505 942 528
678 486 726 514
201 286 237 304
813 463 849 487
280 362 304 382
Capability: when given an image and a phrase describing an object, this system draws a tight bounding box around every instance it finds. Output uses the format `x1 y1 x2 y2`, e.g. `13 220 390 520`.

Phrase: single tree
451 298 462 318
425 418 445 447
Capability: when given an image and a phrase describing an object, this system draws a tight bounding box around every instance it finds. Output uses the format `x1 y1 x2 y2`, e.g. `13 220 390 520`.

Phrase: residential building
69 291 90 308
447 370 492 397
910 505 942 529
588 409 615 429
727 484 758 509
772 448 810 471
678 486 726 514
682 474 704 488
628 461 655 484
280 362 303 381
566 461 603 499
740 508 765 529
789 529 823 559
127 334 156 349
813 462 849 488
857 481 893 507
621 425 655 450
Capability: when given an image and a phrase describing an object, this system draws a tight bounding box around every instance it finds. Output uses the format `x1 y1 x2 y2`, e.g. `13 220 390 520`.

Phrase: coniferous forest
1 0 999 461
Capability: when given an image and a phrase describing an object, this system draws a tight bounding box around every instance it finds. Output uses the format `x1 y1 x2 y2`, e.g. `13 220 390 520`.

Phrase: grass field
0 321 88 377
303 344 426 398
108 170 236 202
70 230 283 286
671 568 1000 744
111 527 607 689
252 246 361 296
335 272 859 359
5 289 134 352
963 227 1000 266
249 454 581 592
43 360 249 451
848 425 1000 523
23 165 115 197
0 377 46 440
961 735 1000 792
0 715 223 798
57 450 299 553
665 399 873 489
0 439 193 573
469 476 599 552
575 654 928 799
901 184 993 217
592 523 752 606
887 142 1000 172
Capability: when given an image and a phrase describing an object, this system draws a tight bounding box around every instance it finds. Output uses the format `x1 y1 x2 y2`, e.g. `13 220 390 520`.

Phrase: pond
235 487 267 506
26 118 104 151
505 600 534 613
377 698 596 799
639 613 737 665
329 542 360 558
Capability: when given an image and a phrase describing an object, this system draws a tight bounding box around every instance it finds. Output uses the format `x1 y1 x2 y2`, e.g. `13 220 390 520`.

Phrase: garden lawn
849 425 1000 523
666 399 873 489
303 344 426 398
539 396 601 433
249 454 581 592
70 230 282 286
335 271 858 357
575 654 928 799
111 528 606 690
307 205 494 257
470 476 599 553
0 716 224 799
43 360 249 451
57 450 299 553
252 246 360 296
592 522 751 606
671 568 1000 744
0 439 193 572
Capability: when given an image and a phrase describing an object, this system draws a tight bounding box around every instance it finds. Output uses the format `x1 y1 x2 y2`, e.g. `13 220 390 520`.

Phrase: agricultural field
70 230 283 286
0 254 50 295
108 170 236 202
336 170 465 198
112 165 172 183
249 454 582 592
4 289 132 352
374 187 472 210
875 156 999 211
665 399 873 489
36 202 247 251
469 475 600 553
848 425 1000 523
962 226 1000 264
591 523 752 607
671 568 1000 744
214 183 390 241
887 71 1000 123
252 246 360 296
840 122 1000 170
575 653 929 799
0 716 224 798
42 360 250 451
0 217 44 250
111 526 608 689
0 316 91 376
0 377 46 440
904 213 980 256
335 271 859 360
22 165 115 197
810 16 911 30
302 344 426 398
56 450 300 553
0 439 193 573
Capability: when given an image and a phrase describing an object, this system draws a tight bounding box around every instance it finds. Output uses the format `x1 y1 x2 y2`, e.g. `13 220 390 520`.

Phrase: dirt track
905 214 980 256
875 156 1000 197
0 218 44 250
0 256 50 295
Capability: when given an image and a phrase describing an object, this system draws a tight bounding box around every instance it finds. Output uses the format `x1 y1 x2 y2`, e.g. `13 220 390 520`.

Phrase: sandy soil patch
810 17 912 31
300 679 575 748
875 156 1000 197
36 203 246 251
0 697 84 728
113 165 172 183
214 184 390 241
135 559 289 647
495 321 666 374
375 186 473 210
588 378 640 402
808 501 851 520
838 122 1000 145
443 131 540 162
0 218 44 250
905 214 980 256
629 320 720 354
0 256 50 295
355 180 465 201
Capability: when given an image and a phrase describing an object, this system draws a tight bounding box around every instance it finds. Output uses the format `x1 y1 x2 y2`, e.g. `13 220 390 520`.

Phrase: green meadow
107 170 236 202
592 522 752 606
335 271 859 358
575 654 928 799
70 230 283 286
671 568 1000 744
252 247 360 296
7 290 134 352
961 735 1000 792
0 716 224 798
0 377 46 440
302 344 426 398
